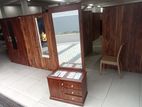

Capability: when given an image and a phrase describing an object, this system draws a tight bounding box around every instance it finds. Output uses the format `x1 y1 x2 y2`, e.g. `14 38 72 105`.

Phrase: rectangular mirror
35 17 49 58
52 10 82 69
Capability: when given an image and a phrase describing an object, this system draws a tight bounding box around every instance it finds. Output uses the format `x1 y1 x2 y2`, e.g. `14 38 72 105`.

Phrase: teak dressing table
47 3 87 106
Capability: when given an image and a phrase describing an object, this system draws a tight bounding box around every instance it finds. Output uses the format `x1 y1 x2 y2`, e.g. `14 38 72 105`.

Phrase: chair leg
100 62 103 75
118 64 121 78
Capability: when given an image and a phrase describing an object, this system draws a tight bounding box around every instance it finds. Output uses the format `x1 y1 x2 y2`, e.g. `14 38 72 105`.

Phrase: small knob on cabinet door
61 83 64 86
72 98 74 100
71 85 74 88
71 92 74 94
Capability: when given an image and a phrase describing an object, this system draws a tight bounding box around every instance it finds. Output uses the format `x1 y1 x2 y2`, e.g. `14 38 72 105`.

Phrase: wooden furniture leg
118 64 121 78
100 62 103 75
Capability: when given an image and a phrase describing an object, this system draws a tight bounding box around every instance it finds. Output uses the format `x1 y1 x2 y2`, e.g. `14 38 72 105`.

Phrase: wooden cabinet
0 13 58 71
47 3 87 106
0 18 29 65
48 71 87 106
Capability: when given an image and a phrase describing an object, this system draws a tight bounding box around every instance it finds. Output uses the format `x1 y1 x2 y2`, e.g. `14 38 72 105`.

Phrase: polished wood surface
0 18 29 65
0 13 58 71
82 11 93 56
20 13 58 71
92 13 102 41
47 4 87 106
48 71 87 106
102 3 142 72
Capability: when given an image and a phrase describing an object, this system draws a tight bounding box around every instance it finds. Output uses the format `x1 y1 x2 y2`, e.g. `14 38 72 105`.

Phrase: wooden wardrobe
0 13 58 71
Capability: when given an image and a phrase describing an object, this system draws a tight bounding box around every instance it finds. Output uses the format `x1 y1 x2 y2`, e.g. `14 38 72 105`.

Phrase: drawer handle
61 83 64 86
71 98 74 100
71 85 74 88
71 92 74 94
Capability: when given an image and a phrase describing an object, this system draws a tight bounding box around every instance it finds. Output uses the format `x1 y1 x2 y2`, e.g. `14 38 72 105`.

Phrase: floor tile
103 72 140 107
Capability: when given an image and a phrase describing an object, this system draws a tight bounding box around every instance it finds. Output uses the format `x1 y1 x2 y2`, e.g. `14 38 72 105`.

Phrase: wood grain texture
82 11 93 56
92 13 102 40
0 18 29 65
20 13 58 71
47 71 87 106
102 3 142 72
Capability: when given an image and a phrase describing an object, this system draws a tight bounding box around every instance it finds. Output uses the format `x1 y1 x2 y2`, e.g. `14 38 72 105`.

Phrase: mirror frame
48 3 85 71
34 14 51 59
35 16 50 58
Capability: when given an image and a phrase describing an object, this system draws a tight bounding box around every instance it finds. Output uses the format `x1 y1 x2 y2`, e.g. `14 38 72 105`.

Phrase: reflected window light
87 6 92 9
101 7 103 13
97 5 101 8
89 4 93 6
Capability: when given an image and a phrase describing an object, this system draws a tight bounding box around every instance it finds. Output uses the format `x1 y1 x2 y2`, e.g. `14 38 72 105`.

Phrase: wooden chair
100 44 124 77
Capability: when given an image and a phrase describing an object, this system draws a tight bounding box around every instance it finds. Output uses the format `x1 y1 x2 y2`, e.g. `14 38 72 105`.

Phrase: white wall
4 6 22 17
92 7 103 13
29 6 42 14
1 6 42 18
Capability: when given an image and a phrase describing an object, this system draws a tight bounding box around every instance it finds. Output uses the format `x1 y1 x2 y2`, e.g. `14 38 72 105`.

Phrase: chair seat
101 56 117 65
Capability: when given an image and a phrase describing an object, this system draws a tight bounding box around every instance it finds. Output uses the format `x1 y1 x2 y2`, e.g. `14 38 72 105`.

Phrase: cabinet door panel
48 79 63 98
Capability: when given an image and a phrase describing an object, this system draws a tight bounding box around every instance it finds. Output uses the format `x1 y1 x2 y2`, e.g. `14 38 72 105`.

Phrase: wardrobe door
6 19 19 63
20 13 58 70
10 18 29 65
0 20 12 59
33 13 58 70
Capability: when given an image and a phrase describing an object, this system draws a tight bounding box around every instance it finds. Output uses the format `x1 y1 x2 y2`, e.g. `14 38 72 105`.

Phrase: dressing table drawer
64 94 82 103
63 88 82 96
48 71 87 106
61 81 81 90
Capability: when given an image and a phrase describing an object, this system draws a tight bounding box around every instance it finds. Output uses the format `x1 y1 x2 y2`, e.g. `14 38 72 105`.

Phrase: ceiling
82 0 142 7
0 0 81 6
0 0 142 7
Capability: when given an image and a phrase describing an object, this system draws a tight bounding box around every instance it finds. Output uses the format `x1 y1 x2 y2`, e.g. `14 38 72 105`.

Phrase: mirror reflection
35 17 49 58
52 10 82 68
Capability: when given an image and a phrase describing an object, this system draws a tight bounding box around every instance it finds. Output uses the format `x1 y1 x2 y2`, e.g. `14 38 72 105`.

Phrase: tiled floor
0 44 142 107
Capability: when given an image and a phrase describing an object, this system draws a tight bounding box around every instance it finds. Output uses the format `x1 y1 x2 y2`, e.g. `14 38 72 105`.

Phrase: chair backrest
117 44 124 63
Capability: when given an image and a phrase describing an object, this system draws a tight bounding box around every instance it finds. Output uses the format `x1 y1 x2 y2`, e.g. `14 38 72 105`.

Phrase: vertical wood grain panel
82 11 93 56
92 13 102 41
20 14 58 71
103 3 142 72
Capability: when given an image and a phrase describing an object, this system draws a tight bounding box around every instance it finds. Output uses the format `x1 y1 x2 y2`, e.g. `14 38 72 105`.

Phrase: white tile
103 72 140 107
84 95 102 107
31 102 50 107
0 85 37 107
0 42 141 107
87 73 113 100
25 79 49 101
140 75 142 107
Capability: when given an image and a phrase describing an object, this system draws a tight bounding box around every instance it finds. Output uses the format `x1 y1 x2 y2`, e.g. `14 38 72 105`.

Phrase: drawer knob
71 85 74 88
61 83 64 86
71 92 74 94
72 98 74 100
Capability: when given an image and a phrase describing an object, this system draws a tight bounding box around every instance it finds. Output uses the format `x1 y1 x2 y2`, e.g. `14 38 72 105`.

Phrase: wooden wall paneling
92 13 102 41
82 11 93 56
10 18 29 65
20 14 58 71
20 16 43 68
0 20 12 59
102 3 142 72
43 13 59 70
1 18 29 65
1 19 19 63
